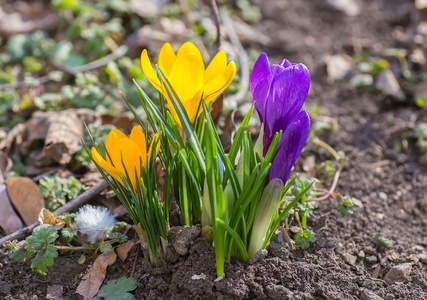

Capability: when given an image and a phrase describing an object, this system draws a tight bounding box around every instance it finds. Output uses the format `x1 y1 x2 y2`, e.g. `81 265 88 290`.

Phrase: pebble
358 250 366 258
343 253 357 266
384 263 412 284
378 192 387 200
365 256 378 264
361 289 384 300
418 252 427 264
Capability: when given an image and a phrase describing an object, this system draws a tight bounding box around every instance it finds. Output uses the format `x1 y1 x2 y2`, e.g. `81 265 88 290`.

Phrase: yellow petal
177 42 204 64
203 61 236 104
91 147 124 185
168 53 204 102
106 129 128 162
141 49 163 92
147 133 161 165
110 138 143 191
129 126 147 163
158 43 177 77
204 50 227 84
182 91 203 122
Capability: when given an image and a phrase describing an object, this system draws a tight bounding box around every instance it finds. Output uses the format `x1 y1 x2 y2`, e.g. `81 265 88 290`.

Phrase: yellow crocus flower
141 42 237 126
91 126 160 191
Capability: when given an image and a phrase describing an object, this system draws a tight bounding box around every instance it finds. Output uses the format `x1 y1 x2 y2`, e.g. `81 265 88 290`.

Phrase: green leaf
78 254 86 264
100 243 113 253
294 229 315 250
31 244 58 275
109 232 128 243
61 227 77 239
373 234 392 248
95 277 137 300
32 224 59 244
338 196 362 216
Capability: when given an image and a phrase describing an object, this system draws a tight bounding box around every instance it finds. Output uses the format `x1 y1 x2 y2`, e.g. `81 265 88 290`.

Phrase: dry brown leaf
38 208 65 230
116 241 136 262
0 188 24 234
76 250 117 300
6 176 45 226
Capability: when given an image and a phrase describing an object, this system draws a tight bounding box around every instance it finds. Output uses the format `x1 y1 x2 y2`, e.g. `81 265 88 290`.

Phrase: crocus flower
91 126 160 191
250 53 311 183
141 42 236 126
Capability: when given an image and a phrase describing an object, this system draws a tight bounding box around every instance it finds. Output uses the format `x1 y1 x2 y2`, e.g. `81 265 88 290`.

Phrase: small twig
307 170 340 202
130 245 140 277
0 180 108 246
210 0 221 54
220 8 249 104
53 180 109 216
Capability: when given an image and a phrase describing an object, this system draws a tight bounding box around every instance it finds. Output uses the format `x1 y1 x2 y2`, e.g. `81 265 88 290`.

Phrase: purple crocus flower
250 53 311 183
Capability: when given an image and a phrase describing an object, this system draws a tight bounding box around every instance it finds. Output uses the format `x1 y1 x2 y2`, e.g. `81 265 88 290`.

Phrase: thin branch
220 8 249 104
0 180 108 246
210 0 221 54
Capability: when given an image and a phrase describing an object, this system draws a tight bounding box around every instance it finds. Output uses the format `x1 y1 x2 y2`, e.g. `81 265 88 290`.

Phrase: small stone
375 69 405 101
266 284 293 299
364 247 377 255
413 245 425 251
358 250 366 258
361 289 384 300
343 253 357 266
417 252 427 264
386 250 399 262
384 263 412 284
46 285 63 299
326 0 360 16
365 256 378 264
378 192 387 200
191 273 207 280
326 54 354 81
248 249 268 264
169 226 201 256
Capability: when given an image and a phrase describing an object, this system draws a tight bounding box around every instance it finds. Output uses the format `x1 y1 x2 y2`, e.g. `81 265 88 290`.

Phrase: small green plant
3 208 129 275
92 277 137 300
294 229 316 250
39 175 84 211
338 196 362 216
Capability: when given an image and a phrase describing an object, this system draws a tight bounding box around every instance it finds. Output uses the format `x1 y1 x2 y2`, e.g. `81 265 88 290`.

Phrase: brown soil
1 0 427 299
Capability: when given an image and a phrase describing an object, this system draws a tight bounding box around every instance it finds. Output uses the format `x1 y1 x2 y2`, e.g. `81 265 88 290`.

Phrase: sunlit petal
177 42 203 63
105 129 128 162
158 43 177 76
129 126 147 163
140 49 163 91
204 50 227 85
169 53 204 101
91 147 124 185
203 61 236 104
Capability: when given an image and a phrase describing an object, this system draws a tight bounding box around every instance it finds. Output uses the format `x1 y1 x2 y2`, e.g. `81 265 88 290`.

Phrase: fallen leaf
6 176 45 226
0 4 59 37
38 208 65 230
76 249 117 300
116 241 136 262
375 69 405 101
0 188 24 234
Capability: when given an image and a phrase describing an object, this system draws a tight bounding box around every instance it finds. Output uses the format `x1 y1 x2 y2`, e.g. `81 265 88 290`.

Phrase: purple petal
264 63 310 146
268 121 302 183
293 110 311 154
269 65 285 77
279 59 292 68
250 53 271 122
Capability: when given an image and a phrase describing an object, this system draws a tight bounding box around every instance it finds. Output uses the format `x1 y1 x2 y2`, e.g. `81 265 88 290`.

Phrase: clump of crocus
87 125 166 266
141 42 237 126
250 53 311 183
91 126 160 191
74 205 115 243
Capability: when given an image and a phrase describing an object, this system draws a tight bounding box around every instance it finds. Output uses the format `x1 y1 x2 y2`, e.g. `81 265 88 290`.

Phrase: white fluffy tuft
74 205 115 243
